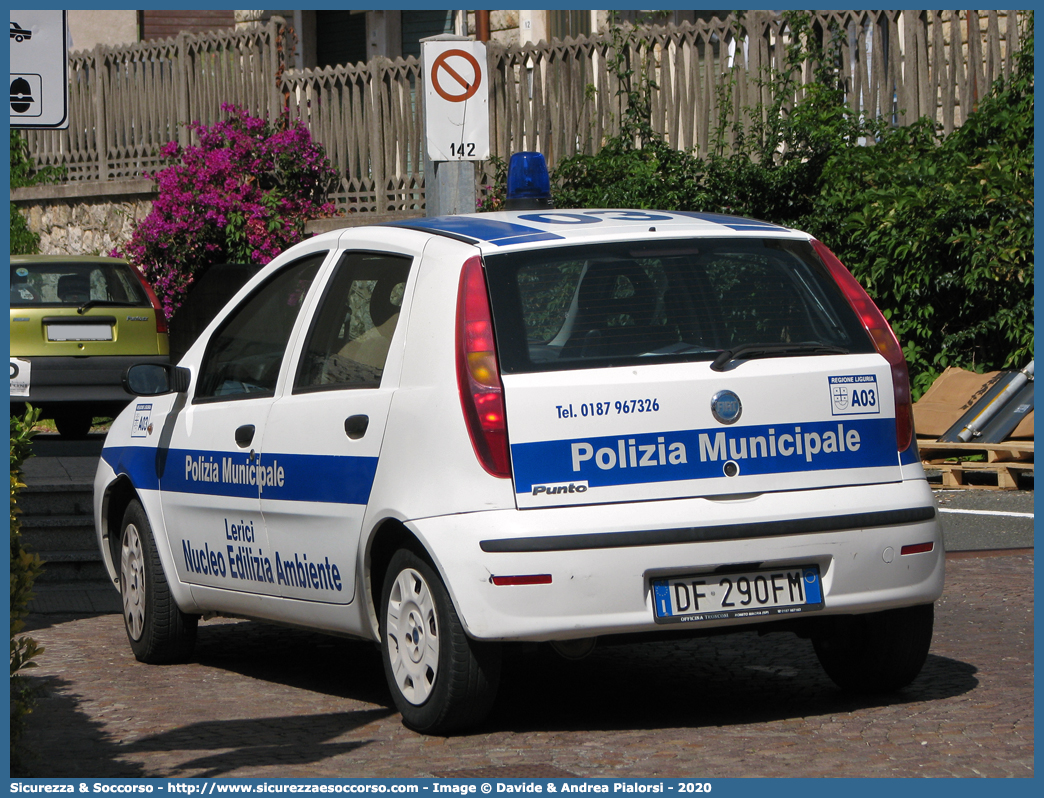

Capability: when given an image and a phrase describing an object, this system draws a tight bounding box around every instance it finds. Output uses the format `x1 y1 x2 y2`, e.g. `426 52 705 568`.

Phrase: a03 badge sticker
829 374 881 415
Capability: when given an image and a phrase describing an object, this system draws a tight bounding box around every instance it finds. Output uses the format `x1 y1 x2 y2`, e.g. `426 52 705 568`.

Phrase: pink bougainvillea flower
114 104 339 317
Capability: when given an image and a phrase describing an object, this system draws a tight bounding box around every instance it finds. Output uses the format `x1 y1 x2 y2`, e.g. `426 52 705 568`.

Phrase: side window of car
195 252 326 401
294 251 412 391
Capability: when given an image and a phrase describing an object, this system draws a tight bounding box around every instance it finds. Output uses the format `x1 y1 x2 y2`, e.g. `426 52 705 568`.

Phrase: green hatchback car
10 255 169 438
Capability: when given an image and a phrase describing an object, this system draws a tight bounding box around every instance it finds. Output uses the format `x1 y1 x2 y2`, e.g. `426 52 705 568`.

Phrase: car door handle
344 415 369 440
235 424 255 448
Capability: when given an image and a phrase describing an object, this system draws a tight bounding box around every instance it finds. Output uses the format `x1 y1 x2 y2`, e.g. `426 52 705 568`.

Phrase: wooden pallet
917 439 1033 490
934 461 1033 489
917 439 1034 463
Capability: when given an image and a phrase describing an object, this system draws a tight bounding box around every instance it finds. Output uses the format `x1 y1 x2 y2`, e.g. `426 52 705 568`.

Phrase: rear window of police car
484 238 875 374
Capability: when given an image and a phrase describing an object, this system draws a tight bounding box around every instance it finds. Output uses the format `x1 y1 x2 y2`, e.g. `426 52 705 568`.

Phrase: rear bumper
409 479 945 642
10 354 168 412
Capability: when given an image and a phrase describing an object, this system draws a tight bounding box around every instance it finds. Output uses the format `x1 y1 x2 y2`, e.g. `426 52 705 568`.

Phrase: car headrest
57 273 92 303
369 279 404 327
576 260 656 325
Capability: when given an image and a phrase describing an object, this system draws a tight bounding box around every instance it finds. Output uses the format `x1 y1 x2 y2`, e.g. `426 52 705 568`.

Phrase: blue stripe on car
103 446 379 505
670 211 786 231
385 217 565 246
511 417 899 493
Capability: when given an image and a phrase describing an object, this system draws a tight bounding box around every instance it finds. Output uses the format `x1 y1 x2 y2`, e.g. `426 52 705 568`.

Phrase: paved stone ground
17 552 1033 779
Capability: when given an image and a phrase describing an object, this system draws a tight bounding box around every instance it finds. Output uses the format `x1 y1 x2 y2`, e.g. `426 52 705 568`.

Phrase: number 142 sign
423 40 489 162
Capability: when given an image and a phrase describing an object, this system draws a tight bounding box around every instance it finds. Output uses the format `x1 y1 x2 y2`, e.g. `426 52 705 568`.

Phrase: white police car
95 156 944 734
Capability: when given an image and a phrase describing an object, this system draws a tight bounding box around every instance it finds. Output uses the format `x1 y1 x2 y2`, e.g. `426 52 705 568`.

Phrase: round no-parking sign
423 40 489 162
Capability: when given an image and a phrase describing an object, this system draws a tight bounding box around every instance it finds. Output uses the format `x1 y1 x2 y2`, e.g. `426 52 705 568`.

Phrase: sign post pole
421 35 489 217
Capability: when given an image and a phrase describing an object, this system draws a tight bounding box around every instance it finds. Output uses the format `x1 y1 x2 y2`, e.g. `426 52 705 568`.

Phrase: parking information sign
10 10 69 129
10 358 30 397
423 40 489 161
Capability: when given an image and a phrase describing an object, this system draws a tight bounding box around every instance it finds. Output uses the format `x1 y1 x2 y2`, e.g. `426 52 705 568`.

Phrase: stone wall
9 178 421 258
10 179 156 256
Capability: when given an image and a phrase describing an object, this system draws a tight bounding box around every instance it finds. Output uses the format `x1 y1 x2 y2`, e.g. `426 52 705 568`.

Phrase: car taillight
133 267 168 335
456 255 511 478
813 240 913 452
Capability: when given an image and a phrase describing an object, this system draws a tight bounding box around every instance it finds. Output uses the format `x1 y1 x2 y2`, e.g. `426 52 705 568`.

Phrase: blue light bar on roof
504 152 554 210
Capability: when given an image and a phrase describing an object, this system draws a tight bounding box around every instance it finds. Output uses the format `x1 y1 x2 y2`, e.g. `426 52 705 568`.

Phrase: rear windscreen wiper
710 342 849 372
77 300 141 314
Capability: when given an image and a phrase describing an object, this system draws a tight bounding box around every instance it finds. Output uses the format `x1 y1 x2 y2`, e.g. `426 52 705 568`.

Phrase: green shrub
554 13 877 219
10 132 41 255
9 204 38 256
10 406 44 774
477 156 508 212
10 131 65 256
554 135 705 210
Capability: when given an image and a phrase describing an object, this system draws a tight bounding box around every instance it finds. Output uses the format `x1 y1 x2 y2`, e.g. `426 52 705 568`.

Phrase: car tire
119 500 198 664
380 548 501 734
53 410 93 439
812 603 934 693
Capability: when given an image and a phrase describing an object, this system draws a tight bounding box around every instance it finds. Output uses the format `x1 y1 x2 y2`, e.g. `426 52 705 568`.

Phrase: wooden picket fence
28 23 284 183
24 11 1025 213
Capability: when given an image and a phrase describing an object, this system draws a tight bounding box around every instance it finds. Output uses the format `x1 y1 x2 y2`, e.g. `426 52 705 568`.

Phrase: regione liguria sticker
829 374 881 415
131 403 153 438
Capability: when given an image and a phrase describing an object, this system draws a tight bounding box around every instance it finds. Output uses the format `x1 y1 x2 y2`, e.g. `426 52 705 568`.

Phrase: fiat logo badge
711 390 742 425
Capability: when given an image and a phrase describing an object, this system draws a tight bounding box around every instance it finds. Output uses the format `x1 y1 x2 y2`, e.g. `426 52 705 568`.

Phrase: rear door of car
484 236 904 509
259 235 421 604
